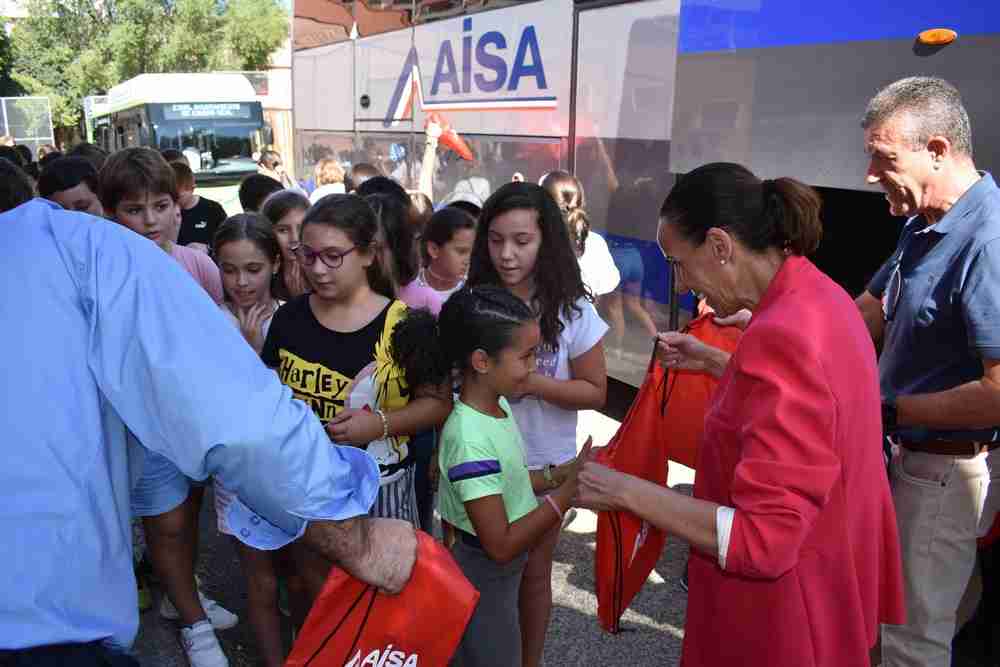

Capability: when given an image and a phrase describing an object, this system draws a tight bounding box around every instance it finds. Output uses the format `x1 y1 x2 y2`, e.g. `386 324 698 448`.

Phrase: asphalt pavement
132 410 995 666
133 411 694 666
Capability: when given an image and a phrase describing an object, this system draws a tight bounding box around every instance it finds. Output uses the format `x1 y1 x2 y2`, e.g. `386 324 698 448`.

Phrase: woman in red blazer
577 163 905 667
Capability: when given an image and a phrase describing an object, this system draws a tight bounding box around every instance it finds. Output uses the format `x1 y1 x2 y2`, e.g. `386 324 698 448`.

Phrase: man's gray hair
862 76 973 157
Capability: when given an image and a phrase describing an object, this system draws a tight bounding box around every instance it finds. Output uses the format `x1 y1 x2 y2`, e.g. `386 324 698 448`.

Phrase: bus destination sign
164 103 253 120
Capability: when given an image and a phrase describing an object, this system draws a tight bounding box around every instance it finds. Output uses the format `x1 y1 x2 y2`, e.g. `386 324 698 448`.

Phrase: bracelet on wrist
374 408 390 440
545 495 563 521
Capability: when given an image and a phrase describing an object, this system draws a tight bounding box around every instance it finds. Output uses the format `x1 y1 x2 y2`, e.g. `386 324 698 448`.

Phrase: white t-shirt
509 297 608 468
579 231 621 296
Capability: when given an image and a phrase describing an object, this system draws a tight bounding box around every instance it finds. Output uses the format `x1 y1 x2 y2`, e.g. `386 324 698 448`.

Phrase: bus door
355 26 416 184
572 0 683 387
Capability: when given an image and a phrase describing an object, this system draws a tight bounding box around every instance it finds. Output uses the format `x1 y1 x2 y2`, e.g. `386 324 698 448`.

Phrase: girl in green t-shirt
393 286 591 667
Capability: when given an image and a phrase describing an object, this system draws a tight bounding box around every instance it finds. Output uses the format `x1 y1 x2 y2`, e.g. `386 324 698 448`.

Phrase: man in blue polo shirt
0 164 416 665
856 77 1000 667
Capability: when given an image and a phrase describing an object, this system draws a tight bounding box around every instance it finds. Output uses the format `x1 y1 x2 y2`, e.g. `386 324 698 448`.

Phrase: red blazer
682 257 905 667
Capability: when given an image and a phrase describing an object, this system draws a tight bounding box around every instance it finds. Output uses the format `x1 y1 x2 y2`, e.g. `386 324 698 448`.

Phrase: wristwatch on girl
543 464 558 489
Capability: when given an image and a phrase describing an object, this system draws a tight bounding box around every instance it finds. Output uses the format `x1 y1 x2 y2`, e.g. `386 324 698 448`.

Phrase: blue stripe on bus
679 1 1000 54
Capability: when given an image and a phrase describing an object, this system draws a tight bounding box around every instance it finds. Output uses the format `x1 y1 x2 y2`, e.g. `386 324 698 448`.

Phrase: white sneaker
180 620 229 667
161 591 239 630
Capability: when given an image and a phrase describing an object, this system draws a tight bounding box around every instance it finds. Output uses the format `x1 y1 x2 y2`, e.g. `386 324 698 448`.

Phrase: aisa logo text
384 17 555 127
344 644 418 666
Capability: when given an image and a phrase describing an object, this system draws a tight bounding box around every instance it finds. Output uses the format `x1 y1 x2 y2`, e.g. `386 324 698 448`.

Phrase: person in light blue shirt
0 194 417 663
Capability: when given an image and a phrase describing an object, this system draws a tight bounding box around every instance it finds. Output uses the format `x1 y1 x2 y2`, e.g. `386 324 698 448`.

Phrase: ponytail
761 178 822 256
660 163 823 257
540 169 590 255
564 206 591 256
390 307 451 390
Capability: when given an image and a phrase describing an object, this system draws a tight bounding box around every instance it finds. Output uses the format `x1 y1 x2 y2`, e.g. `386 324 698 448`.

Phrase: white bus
92 73 272 181
290 0 1000 390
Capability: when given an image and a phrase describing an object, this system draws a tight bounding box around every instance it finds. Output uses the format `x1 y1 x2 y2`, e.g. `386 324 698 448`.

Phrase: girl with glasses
260 194 452 626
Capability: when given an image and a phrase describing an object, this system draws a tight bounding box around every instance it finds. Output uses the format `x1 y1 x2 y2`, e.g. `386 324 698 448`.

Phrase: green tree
107 0 170 81
223 0 289 70
160 0 227 72
0 27 18 96
9 0 289 135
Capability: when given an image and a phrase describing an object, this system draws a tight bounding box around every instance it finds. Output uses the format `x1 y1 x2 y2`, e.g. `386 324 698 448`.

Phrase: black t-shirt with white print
179 196 228 246
261 294 390 423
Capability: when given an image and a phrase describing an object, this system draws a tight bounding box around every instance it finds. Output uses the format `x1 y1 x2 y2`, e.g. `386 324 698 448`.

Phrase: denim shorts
610 244 645 296
130 449 190 517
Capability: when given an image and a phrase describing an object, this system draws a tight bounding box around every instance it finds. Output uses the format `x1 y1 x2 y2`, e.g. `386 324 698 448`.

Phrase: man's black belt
899 440 1000 457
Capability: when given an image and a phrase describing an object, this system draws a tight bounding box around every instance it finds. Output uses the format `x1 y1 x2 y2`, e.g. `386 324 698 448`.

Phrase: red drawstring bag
661 313 742 469
594 350 670 634
285 531 479 666
595 312 742 633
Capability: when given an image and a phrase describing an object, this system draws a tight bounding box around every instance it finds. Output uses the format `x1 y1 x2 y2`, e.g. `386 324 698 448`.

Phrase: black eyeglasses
882 255 904 322
292 243 358 269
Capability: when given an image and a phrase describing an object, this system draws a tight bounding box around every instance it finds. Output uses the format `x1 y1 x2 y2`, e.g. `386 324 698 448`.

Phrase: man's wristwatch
882 394 898 433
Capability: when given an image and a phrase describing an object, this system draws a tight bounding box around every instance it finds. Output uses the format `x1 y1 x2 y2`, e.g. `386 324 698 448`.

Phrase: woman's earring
720 259 727 265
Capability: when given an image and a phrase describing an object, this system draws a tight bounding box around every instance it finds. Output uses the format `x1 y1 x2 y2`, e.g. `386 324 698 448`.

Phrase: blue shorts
131 449 190 517
610 244 645 296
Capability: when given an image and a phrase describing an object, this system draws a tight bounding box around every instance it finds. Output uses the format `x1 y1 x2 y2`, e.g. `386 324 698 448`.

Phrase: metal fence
1 96 55 158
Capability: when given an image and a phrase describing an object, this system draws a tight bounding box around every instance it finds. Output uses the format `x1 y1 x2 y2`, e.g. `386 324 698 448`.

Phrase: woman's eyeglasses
292 244 357 269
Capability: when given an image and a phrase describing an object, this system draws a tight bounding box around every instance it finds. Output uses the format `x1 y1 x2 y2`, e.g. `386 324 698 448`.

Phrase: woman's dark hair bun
660 163 822 257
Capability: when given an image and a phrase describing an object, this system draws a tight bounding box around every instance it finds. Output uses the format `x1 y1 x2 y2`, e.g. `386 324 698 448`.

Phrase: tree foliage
0 27 17 96
9 0 289 133
223 0 290 70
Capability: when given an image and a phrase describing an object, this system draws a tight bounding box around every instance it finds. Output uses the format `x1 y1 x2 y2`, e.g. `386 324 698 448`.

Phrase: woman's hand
655 331 729 378
713 308 752 330
326 408 383 446
574 462 631 512
235 302 270 353
284 257 310 298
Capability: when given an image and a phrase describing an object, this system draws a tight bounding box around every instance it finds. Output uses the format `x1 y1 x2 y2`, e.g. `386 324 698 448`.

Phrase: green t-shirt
438 397 538 536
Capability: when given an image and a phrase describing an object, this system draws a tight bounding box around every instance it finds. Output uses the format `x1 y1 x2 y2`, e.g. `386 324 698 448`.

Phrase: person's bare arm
303 517 416 593
327 381 452 445
897 359 1000 430
468 438 591 564
575 463 719 556
417 124 441 201
855 290 884 346
656 331 731 379
521 342 606 411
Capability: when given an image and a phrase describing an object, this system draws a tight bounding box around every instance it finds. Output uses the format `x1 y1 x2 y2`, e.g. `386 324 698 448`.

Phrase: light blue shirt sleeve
82 216 379 546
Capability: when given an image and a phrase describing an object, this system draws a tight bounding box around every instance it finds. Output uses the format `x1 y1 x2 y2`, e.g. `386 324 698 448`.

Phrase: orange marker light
918 28 958 46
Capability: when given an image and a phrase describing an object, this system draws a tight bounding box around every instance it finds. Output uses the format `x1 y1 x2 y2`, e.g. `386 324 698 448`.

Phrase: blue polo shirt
868 173 1000 443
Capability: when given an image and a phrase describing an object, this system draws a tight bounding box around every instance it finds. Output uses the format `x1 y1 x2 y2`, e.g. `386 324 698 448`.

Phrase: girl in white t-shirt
467 182 609 667
212 213 286 667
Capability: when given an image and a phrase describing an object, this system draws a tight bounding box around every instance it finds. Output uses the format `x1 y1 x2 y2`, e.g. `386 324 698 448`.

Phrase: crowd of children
13 140 610 667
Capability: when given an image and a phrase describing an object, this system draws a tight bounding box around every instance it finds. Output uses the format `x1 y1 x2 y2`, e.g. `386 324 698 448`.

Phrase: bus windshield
155 120 257 159
149 102 265 176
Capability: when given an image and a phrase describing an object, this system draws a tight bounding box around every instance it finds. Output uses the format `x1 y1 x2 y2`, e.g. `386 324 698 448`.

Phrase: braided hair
390 285 536 389
540 170 591 257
